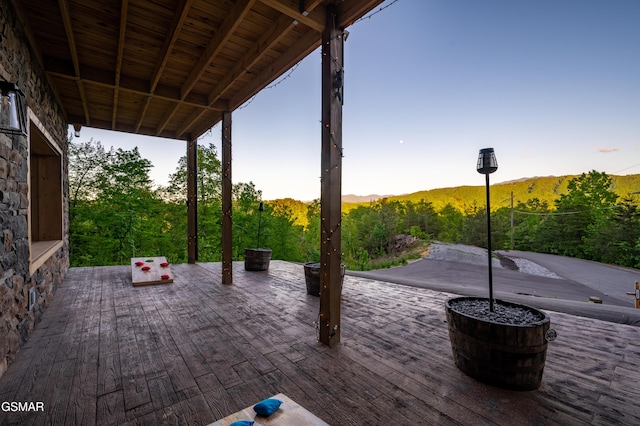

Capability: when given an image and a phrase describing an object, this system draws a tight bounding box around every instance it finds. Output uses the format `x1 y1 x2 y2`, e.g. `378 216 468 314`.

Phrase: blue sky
76 0 640 201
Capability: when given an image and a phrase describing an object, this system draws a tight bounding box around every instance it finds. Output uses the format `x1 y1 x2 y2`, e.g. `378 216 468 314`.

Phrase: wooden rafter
210 14 293 104
143 0 194 134
181 0 256 100
174 0 326 139
155 104 182 138
260 0 325 32
7 0 68 120
229 27 319 110
112 0 129 129
175 13 296 139
16 0 384 139
58 0 89 125
46 62 227 112
151 0 192 93
136 0 193 135
166 0 256 137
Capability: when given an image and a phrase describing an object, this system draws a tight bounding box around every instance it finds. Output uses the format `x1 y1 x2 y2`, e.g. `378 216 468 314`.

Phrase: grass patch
351 239 431 271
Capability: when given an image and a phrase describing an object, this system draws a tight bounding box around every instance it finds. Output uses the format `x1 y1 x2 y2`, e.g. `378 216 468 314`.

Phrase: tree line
68 139 640 270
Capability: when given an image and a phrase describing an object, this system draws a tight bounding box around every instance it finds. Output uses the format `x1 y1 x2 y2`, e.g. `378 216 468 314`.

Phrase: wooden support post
222 111 233 284
187 135 198 264
319 3 343 346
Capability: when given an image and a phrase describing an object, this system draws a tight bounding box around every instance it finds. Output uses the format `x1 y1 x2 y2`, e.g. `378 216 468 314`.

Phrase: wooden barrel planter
244 248 272 271
303 262 345 296
445 296 553 391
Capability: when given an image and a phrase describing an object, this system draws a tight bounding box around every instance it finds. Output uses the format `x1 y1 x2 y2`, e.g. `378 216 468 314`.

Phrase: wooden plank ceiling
12 0 384 140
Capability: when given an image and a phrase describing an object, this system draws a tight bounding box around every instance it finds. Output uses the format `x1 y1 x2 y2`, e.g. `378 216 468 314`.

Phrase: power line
613 162 640 174
513 204 622 216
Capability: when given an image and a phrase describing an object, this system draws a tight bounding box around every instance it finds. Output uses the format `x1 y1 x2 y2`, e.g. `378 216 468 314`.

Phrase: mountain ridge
338 173 640 211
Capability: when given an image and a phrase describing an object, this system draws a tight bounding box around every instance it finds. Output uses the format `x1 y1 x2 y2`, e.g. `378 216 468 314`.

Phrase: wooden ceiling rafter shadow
10 0 385 141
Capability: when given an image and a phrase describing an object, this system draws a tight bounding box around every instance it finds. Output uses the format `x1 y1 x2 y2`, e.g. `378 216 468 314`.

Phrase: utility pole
510 191 514 250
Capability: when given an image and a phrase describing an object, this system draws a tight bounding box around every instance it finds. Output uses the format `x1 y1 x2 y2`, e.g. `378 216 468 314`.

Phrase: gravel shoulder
426 242 562 279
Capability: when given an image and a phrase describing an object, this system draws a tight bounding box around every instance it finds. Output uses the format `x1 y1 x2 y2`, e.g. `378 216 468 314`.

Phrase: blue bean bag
253 398 282 417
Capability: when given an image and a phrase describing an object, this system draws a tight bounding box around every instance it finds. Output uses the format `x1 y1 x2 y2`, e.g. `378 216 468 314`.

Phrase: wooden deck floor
0 261 639 425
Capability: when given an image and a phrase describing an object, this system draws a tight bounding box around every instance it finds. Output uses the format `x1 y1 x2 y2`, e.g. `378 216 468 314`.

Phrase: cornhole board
131 257 174 286
208 393 328 425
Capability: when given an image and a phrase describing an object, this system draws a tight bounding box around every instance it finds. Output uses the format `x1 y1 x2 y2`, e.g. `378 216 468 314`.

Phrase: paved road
497 250 640 305
349 250 640 326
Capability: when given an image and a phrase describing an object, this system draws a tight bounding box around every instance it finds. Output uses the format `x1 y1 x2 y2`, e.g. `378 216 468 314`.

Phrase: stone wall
0 1 69 377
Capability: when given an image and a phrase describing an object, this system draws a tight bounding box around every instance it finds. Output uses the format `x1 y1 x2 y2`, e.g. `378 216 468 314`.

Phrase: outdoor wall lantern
0 82 27 136
476 147 498 311
73 123 82 138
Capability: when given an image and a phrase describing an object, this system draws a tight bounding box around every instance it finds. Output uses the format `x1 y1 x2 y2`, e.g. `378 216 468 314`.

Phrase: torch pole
485 173 494 312
257 206 263 248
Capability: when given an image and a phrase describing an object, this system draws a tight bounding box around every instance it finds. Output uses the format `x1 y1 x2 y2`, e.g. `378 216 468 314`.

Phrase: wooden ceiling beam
112 0 129 129
337 0 385 27
188 109 224 142
209 0 327 106
175 13 295 139
168 0 257 138
260 0 325 32
174 104 207 140
155 103 182 137
8 0 69 120
137 0 194 133
152 0 193 93
173 0 327 139
15 0 385 138
211 14 293 103
180 0 257 100
45 59 227 112
58 0 90 125
66 115 180 140
229 27 320 111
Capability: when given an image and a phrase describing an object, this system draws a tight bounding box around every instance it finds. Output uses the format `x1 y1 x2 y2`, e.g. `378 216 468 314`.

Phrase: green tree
68 139 110 264
165 143 224 260
232 181 263 258
67 139 109 210
96 147 158 263
491 207 513 250
342 199 401 258
437 203 464 242
535 171 618 258
401 199 440 239
583 196 640 267
302 199 321 262
166 143 222 202
511 198 550 251
264 200 305 261
69 142 163 265
459 202 487 248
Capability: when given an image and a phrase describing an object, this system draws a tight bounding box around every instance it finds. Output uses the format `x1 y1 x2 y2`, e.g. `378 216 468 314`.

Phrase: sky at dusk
74 0 640 201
